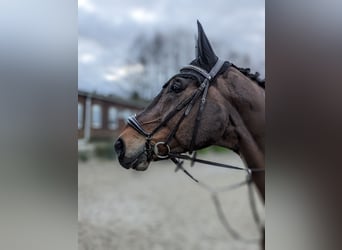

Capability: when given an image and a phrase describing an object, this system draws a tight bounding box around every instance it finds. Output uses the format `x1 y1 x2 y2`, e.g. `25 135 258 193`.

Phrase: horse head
114 21 265 175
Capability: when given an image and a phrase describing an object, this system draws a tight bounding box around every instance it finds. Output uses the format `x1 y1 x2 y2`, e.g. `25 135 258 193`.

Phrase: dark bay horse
115 21 265 248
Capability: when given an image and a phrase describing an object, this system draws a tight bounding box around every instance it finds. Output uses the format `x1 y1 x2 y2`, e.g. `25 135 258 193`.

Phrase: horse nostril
114 138 125 158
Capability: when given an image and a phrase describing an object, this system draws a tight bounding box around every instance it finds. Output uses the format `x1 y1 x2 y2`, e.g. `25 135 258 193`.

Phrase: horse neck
237 122 265 200
217 67 265 199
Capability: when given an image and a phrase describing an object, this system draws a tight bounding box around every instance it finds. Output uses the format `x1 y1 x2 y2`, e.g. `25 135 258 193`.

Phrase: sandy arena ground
78 152 264 250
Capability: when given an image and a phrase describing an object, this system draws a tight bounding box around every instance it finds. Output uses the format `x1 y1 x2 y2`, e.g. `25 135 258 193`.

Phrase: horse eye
170 81 183 93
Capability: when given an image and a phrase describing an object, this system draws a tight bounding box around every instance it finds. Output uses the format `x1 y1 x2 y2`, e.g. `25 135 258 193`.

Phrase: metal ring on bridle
153 142 170 159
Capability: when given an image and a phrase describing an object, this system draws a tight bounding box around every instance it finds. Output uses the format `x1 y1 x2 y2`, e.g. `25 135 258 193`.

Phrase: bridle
126 59 265 243
127 58 226 159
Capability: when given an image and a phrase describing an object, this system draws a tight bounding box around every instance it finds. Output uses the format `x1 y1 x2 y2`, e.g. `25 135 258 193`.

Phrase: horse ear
196 20 218 68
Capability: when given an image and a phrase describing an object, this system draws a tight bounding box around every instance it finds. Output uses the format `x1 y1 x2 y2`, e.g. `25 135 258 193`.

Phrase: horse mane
231 64 265 89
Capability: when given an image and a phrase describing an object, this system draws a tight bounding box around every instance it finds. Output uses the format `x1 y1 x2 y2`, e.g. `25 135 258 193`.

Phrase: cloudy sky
78 0 265 98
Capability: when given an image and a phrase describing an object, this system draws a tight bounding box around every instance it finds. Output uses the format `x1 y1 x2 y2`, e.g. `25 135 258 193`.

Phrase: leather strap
209 59 225 78
127 59 227 157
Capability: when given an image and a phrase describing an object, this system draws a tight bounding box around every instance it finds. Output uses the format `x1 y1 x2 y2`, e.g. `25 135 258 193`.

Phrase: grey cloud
79 0 265 97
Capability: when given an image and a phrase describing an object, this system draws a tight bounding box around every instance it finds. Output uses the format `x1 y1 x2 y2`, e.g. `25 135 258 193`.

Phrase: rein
127 59 265 243
169 152 264 243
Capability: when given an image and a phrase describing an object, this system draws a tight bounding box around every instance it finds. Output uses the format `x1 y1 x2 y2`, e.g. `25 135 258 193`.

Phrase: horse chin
132 160 150 171
118 148 151 171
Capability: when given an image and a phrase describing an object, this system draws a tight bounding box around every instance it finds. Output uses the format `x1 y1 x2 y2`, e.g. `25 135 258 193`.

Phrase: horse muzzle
114 138 151 171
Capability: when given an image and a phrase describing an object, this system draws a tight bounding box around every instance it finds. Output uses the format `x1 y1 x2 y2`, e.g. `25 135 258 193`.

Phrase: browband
181 59 225 80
